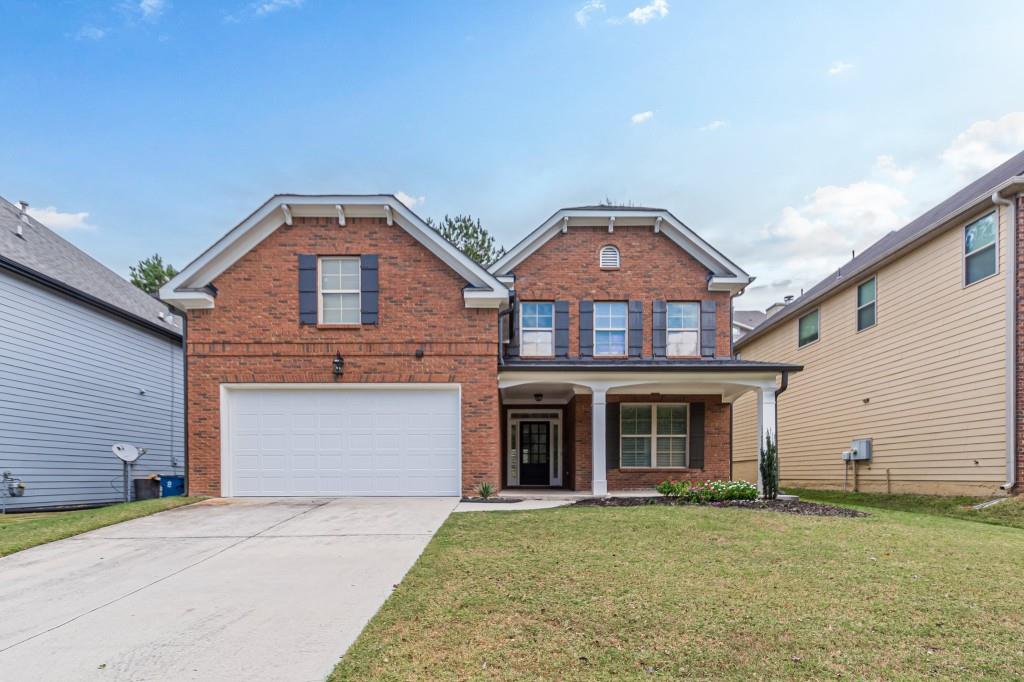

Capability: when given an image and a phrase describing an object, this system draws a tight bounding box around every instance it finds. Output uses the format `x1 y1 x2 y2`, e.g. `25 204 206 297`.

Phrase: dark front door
519 421 551 485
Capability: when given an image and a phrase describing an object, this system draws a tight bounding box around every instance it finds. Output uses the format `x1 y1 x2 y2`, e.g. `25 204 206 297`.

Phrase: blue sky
3 0 1024 309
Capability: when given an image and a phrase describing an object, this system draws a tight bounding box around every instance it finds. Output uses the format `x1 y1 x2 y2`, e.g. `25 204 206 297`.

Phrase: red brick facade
185 216 500 496
510 226 733 358
605 395 731 490
183 210 743 497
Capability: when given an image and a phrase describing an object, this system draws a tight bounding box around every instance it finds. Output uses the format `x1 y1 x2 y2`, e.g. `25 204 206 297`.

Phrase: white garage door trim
220 383 462 497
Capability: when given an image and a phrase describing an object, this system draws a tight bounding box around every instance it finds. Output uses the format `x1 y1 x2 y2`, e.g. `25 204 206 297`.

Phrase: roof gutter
0 253 181 341
994 190 1017 492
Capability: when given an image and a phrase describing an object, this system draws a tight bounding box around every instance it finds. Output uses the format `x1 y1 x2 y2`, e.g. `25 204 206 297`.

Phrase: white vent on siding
599 245 620 269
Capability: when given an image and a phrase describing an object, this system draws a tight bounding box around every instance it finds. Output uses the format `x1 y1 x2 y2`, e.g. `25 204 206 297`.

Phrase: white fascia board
159 287 215 310
708 275 751 295
489 209 751 289
496 369 780 390
464 288 510 308
161 195 507 310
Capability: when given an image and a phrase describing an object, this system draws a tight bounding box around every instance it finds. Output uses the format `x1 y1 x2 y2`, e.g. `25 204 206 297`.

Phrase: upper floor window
594 301 627 355
964 211 997 286
621 403 689 468
857 277 876 331
319 256 360 324
520 302 554 357
599 245 620 269
666 302 700 357
798 309 819 348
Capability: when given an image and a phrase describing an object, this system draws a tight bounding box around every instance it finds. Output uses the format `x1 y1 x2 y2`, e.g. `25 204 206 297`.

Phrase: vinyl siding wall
733 204 1010 495
0 268 184 510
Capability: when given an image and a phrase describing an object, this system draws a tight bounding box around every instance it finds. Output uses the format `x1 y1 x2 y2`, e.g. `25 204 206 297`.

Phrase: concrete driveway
0 497 457 682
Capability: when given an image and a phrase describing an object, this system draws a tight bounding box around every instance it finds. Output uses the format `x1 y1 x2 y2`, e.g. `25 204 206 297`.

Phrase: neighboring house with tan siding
733 151 1024 496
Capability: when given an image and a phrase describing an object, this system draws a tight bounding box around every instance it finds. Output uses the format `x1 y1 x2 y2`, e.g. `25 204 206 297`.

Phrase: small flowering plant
656 479 757 503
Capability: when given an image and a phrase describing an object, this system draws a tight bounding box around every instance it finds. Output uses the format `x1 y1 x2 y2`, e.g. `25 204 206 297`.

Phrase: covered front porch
498 360 799 495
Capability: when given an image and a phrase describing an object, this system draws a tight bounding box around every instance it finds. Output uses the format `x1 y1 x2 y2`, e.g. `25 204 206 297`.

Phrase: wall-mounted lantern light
332 352 345 376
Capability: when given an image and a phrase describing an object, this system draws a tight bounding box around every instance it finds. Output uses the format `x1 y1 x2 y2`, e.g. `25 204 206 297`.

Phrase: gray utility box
842 438 873 461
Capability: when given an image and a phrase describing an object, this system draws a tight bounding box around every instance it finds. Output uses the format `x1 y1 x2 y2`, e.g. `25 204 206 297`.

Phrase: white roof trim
489 208 751 287
160 195 508 310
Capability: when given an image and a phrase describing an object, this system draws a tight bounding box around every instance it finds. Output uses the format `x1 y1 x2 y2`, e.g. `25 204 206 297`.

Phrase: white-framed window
520 301 554 357
797 308 819 348
667 302 700 357
964 211 997 286
318 256 361 324
599 245 620 269
594 301 628 356
856 276 876 331
620 403 689 468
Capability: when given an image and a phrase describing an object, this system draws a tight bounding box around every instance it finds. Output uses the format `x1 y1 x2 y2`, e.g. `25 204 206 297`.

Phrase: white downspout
994 191 1017 491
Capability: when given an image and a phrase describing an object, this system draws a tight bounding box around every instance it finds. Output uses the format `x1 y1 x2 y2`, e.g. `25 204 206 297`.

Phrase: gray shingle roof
732 309 767 329
0 196 181 336
736 149 1024 348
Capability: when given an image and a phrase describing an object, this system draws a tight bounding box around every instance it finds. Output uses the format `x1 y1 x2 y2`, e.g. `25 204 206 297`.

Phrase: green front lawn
0 497 202 557
332 504 1024 680
790 487 1024 531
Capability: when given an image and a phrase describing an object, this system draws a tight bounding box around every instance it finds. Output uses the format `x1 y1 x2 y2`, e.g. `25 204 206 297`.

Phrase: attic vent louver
599 245 620 269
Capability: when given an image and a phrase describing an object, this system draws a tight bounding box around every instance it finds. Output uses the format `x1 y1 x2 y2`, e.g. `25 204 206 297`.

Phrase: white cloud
138 0 167 19
395 192 425 208
26 206 97 231
827 61 854 77
700 120 727 132
630 111 654 125
575 0 605 26
736 113 1024 309
627 0 669 24
255 0 304 15
940 112 1024 177
75 25 108 40
874 154 915 184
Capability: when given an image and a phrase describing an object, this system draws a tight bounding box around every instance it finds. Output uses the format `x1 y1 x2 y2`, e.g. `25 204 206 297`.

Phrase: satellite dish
112 443 142 463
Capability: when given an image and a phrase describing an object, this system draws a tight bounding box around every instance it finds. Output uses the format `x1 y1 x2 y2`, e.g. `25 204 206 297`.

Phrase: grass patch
331 505 1024 680
0 497 202 557
790 488 1024 531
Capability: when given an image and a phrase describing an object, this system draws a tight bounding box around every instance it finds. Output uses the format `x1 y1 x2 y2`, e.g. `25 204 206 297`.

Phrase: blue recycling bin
160 475 186 497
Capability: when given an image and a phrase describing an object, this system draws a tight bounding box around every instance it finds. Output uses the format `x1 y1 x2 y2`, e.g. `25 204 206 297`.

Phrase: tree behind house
129 254 178 294
427 214 505 266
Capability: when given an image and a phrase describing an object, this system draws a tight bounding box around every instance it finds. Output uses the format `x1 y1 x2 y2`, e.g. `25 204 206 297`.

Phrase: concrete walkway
0 497 457 682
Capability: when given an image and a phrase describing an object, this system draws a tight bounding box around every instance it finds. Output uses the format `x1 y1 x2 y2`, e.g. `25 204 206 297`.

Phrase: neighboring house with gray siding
0 197 184 511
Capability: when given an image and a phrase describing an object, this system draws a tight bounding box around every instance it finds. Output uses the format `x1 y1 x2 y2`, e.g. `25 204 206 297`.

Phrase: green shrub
759 430 779 501
656 479 758 503
477 482 494 500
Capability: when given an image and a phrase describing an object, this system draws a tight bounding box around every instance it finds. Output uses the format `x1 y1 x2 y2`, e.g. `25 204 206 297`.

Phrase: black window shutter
653 300 667 357
628 300 643 358
298 254 318 325
554 301 569 357
507 299 519 357
700 300 717 358
579 300 594 357
689 402 705 469
360 255 379 325
606 402 620 470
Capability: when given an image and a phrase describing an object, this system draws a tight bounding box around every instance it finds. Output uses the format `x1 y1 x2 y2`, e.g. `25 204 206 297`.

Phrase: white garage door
225 386 461 496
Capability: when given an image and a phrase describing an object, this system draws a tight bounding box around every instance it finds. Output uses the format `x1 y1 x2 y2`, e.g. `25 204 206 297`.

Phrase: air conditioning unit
842 438 872 461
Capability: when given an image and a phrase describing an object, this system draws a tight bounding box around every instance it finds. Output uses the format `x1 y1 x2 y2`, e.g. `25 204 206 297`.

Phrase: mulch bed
459 497 524 504
574 496 868 517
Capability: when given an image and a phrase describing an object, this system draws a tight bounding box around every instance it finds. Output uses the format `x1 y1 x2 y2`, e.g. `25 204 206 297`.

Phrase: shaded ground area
790 488 1024 530
0 497 200 557
332 503 1024 680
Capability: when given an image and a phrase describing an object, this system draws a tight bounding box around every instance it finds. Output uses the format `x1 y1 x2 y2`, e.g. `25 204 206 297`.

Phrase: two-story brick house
161 197 798 497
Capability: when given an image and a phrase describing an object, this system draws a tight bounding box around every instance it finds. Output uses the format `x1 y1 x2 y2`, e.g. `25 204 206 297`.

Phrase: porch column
591 388 608 496
756 387 777 495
